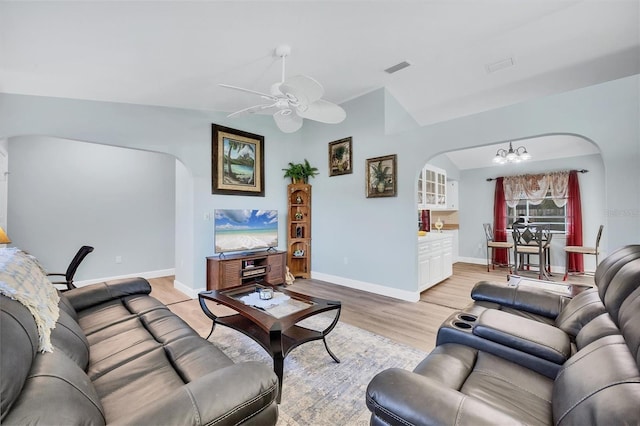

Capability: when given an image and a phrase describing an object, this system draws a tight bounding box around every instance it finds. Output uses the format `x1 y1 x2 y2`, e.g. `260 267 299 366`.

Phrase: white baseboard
458 257 571 276
174 279 204 299
310 271 420 302
73 268 176 287
458 257 486 265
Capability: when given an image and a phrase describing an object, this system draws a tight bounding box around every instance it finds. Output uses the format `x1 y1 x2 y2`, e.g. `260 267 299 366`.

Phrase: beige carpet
206 312 428 426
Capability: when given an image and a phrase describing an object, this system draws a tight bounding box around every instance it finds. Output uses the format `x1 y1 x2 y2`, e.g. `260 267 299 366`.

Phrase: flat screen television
214 209 278 254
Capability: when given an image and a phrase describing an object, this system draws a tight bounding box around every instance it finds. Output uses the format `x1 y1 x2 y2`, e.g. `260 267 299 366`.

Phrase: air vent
385 61 411 74
485 57 515 74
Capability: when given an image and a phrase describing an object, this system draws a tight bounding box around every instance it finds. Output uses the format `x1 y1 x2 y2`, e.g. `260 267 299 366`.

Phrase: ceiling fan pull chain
281 54 286 83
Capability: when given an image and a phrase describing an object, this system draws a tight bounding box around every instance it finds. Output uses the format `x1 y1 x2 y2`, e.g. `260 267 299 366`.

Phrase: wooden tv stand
206 250 287 291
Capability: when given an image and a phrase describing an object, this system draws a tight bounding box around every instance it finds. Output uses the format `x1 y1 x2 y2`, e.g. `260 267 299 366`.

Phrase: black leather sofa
1 276 279 425
366 245 640 425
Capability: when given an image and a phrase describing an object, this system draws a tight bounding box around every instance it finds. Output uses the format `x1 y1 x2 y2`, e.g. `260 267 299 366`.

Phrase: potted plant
300 159 319 183
283 159 319 184
371 160 390 192
282 162 305 183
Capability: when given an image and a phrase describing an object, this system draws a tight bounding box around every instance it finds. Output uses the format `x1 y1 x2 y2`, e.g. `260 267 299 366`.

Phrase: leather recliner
366 245 640 425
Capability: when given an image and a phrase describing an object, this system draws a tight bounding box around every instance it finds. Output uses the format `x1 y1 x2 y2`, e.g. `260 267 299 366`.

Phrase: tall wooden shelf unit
287 183 311 278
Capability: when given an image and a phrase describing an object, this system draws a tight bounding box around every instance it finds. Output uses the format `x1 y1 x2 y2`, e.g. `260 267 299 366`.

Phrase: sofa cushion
3 349 105 425
93 346 186 422
414 343 554 423
51 307 90 370
369 343 554 425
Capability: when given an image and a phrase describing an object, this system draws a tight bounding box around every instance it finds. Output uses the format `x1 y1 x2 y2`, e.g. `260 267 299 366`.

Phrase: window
507 190 566 232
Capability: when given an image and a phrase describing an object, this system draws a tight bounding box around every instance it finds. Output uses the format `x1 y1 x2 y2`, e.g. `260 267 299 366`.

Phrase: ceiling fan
219 45 346 133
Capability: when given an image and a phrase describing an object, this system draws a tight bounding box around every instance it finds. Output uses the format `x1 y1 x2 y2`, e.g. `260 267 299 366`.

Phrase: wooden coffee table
198 284 341 403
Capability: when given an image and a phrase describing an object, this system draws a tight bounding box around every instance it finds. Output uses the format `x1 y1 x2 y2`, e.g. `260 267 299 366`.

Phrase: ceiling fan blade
297 99 346 124
218 83 277 101
273 110 303 133
227 102 279 118
280 75 324 105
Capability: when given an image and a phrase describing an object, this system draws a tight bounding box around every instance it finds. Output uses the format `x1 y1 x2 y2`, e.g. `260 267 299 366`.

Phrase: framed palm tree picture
212 124 265 196
366 154 397 198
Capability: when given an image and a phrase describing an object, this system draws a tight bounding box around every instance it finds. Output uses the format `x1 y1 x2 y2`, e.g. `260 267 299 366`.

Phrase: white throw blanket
0 248 60 352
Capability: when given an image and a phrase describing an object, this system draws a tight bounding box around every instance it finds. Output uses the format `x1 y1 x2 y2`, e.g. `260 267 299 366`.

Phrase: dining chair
483 223 513 273
563 225 603 280
47 245 94 291
512 224 552 280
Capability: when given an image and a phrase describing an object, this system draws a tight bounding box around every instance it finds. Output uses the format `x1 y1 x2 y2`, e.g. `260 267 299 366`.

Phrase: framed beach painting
366 154 397 198
328 137 353 176
212 124 265 196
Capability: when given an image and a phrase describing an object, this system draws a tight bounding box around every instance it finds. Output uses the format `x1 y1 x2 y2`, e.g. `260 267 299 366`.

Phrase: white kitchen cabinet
446 180 459 210
418 233 453 291
417 165 447 210
442 229 459 263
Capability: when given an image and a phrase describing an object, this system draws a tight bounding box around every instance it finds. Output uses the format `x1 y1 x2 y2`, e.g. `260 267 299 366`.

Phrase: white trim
73 268 176 287
459 257 569 275
459 257 486 265
174 279 203 299
311 271 420 302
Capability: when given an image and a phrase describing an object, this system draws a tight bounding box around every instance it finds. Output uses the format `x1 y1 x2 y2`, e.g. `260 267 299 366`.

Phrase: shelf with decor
287 183 311 278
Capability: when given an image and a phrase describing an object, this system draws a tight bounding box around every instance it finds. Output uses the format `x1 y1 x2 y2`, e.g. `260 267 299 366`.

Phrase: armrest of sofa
109 362 278 426
64 277 152 311
471 281 568 319
473 309 571 364
366 368 524 426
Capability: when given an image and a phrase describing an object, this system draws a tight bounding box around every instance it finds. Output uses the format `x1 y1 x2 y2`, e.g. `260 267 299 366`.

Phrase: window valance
503 171 569 208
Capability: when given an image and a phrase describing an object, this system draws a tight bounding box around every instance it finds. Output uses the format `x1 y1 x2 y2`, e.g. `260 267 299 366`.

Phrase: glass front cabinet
418 165 447 210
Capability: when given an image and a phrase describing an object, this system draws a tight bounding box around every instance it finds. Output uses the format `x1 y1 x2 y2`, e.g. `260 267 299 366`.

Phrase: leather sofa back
552 253 640 425
0 296 39 421
1 294 106 425
594 245 640 297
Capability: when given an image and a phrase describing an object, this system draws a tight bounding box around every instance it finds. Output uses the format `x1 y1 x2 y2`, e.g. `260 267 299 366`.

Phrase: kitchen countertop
430 224 459 230
418 232 453 241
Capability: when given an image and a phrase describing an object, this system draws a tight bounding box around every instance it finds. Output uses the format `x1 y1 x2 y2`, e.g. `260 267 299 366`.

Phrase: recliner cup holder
458 314 477 322
453 321 473 329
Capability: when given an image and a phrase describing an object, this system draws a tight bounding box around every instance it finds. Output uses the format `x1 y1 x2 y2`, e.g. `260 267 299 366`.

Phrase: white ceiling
443 134 601 170
1 1 638 132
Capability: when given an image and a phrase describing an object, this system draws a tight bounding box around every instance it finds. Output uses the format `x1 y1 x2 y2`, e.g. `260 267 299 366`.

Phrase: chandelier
492 141 531 164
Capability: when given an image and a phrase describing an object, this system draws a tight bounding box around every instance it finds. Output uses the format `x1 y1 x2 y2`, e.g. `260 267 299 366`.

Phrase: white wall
7 136 175 280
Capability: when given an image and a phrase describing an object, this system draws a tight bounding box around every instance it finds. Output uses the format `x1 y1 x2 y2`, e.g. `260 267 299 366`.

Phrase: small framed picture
366 154 397 198
328 137 353 176
212 124 265 196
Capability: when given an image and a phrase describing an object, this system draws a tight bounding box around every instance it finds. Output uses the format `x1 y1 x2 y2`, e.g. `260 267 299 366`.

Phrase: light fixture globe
493 141 531 165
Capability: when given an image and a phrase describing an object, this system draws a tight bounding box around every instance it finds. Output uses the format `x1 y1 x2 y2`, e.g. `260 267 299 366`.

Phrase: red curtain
566 170 584 272
493 177 509 264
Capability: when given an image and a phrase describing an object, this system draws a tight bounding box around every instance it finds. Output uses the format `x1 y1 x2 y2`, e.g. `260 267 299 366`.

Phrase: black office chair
47 245 94 290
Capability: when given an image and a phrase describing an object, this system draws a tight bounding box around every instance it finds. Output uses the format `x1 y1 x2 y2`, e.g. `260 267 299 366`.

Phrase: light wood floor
149 262 594 353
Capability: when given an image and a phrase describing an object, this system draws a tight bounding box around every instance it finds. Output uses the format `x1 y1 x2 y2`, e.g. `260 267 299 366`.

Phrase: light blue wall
1 74 638 299
298 75 638 298
458 153 606 271
0 95 299 293
8 136 176 280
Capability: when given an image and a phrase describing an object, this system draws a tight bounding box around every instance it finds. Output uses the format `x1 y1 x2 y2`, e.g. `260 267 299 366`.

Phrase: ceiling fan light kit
219 44 346 133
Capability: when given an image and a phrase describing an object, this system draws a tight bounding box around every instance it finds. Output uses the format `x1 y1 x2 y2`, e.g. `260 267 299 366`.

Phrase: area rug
208 313 429 426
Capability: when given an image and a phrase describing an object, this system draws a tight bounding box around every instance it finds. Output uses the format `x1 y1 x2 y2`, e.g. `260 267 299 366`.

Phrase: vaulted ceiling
1 1 638 129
